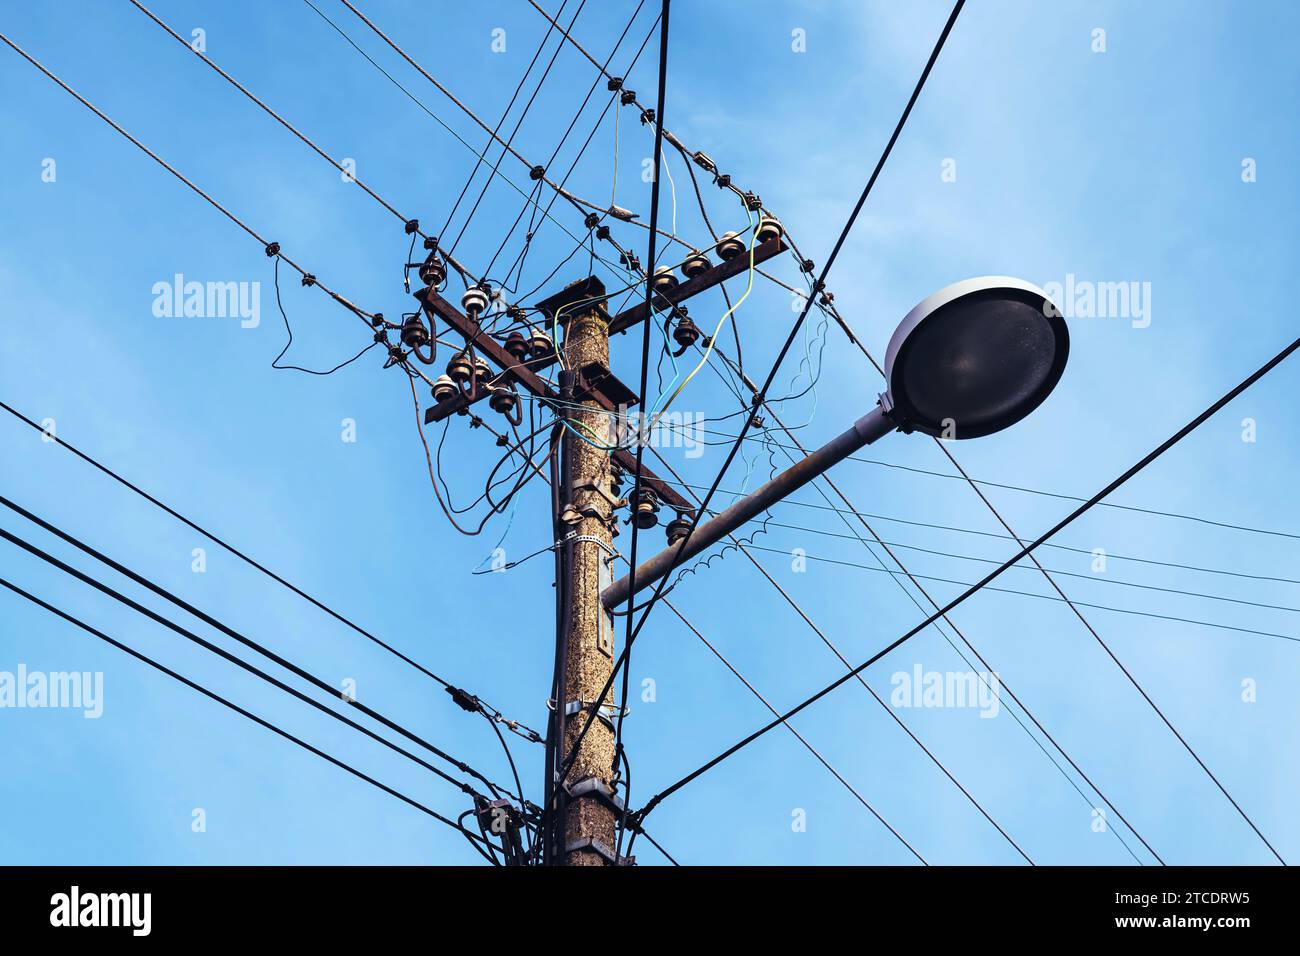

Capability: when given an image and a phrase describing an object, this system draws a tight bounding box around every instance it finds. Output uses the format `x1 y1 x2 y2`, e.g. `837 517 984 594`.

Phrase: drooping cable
0 578 503 858
635 325 1300 862
0 399 542 744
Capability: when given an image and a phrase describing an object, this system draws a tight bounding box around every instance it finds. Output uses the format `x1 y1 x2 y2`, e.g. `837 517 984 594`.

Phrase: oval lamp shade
882 276 1069 439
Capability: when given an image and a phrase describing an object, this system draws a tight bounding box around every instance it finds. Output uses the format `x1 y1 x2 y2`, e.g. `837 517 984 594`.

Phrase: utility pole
412 239 791 865
552 282 622 866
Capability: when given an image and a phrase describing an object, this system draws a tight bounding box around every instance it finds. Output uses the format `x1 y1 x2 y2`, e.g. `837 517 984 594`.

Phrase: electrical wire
557 0 969 801
483 1 648 288
0 577 501 858
270 257 380 375
332 0 613 223
446 0 589 261
0 29 381 328
642 473 1300 588
646 420 1300 543
634 322 1300 863
437 0 574 242
751 527 1300 617
301 0 612 276
657 597 927 864
0 399 542 744
0 504 519 804
127 0 476 285
610 0 672 860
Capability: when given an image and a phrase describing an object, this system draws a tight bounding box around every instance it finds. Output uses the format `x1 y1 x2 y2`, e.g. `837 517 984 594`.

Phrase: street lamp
601 276 1068 608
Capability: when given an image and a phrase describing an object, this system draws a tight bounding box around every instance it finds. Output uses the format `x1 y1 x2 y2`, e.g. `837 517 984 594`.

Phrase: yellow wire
659 203 758 414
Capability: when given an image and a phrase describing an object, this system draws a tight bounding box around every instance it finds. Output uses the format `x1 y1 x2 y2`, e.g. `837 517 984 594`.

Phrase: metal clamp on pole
565 776 627 815
564 836 635 866
562 699 627 731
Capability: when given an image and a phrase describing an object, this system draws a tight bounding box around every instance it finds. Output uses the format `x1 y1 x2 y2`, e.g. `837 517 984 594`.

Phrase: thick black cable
0 400 540 742
636 327 1300 862
0 577 498 856
0 500 516 802
611 0 672 859
557 0 967 803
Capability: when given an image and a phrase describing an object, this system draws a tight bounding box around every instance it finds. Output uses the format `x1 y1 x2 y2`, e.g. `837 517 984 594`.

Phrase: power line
299 0 620 280
482 1 650 288
658 597 928 865
0 399 542 744
0 506 519 805
559 0 968 800
509 11 661 303
739 543 1300 646
127 0 476 284
638 447 1041 864
656 420 1300 544
0 577 502 860
647 476 1300 588
643 430 1156 865
0 29 381 329
635 323 1300 866
438 0 575 242
333 0 609 221
446 0 589 261
728 525 1300 618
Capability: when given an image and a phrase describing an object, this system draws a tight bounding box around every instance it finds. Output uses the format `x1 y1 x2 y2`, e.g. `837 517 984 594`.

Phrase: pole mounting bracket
564 776 626 814
564 836 634 866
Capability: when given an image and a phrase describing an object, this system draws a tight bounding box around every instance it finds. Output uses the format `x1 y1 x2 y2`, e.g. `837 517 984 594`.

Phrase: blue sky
1 0 1298 865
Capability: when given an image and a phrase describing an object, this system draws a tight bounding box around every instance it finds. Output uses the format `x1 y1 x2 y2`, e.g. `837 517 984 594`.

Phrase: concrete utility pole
416 234 790 864
556 290 621 866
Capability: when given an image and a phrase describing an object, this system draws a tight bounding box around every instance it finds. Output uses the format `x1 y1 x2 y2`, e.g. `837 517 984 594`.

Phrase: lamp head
882 276 1068 439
